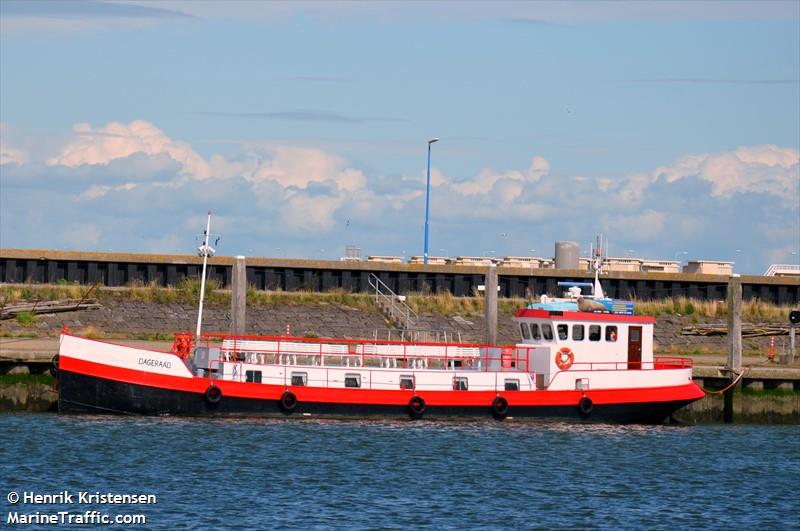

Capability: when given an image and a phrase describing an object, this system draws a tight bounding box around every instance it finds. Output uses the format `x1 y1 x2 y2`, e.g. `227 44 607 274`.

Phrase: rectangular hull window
245 370 262 383
345 373 362 388
291 372 307 386
399 376 414 390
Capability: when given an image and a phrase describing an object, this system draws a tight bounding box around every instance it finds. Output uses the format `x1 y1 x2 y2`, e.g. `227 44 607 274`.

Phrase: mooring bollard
725 275 742 423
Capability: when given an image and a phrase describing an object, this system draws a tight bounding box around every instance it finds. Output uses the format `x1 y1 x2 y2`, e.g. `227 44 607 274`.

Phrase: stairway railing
368 273 418 329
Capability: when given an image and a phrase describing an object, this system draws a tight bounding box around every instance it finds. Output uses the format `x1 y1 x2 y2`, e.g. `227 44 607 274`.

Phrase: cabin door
627 326 642 370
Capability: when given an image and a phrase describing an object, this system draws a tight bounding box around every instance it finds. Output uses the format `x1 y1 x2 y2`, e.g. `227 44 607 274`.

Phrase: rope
700 367 749 395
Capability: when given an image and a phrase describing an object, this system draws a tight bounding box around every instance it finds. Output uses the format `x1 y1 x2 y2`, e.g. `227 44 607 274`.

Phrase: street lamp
423 138 439 265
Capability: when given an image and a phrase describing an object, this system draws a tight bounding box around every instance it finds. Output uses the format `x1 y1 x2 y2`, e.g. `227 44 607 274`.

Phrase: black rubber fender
578 396 594 418
279 391 297 413
492 396 509 419
408 395 426 418
204 385 222 404
50 354 60 378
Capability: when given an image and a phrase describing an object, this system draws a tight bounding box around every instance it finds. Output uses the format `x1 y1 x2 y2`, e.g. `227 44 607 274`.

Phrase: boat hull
58 369 702 424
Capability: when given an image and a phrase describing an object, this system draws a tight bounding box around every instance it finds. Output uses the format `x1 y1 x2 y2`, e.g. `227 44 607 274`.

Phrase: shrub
15 311 37 326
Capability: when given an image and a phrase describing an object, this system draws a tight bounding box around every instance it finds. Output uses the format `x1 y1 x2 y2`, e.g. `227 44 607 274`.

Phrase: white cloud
48 120 212 179
652 145 799 200
0 123 29 165
450 156 549 195
239 146 366 192
79 182 138 200
3 118 798 273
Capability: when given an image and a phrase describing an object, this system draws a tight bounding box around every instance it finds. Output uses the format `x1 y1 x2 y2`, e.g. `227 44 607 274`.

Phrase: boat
54 216 704 422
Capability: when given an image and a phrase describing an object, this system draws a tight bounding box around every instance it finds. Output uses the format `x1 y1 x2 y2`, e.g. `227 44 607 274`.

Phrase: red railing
188 333 693 374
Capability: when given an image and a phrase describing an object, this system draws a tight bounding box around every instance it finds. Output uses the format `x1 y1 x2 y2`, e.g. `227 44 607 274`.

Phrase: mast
195 211 215 338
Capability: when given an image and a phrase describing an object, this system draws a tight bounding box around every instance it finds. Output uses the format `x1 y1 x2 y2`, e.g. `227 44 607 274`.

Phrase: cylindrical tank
554 241 579 269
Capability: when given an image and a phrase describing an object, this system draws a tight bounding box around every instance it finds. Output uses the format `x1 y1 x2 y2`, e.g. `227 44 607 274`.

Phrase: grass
634 296 791 322
15 311 37 326
0 373 55 385
0 282 793 323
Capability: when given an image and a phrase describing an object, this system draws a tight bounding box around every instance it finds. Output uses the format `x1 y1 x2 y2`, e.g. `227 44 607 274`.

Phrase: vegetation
634 296 791 322
0 373 55 385
0 283 792 323
15 311 37 326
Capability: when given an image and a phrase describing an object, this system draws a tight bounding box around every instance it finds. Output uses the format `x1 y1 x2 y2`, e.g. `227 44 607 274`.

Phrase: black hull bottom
58 370 693 424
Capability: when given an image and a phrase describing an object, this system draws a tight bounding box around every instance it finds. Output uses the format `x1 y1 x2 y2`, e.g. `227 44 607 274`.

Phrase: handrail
367 273 418 329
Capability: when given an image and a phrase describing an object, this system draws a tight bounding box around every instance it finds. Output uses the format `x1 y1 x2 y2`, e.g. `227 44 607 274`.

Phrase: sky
0 0 798 274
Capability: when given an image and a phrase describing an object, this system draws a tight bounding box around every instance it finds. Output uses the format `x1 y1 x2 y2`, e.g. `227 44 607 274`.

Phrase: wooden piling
485 264 498 345
230 256 246 336
725 274 742 423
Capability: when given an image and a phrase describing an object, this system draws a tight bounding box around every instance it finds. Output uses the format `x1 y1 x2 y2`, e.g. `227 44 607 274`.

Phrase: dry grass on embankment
0 282 794 323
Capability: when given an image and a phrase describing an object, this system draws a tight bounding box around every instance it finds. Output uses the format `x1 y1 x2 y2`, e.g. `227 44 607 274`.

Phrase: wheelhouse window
344 373 361 388
541 324 554 341
530 323 541 340
557 324 568 341
589 325 601 341
291 372 307 386
572 324 585 341
453 377 468 391
399 375 414 390
504 379 520 391
520 322 531 340
606 326 618 342
245 370 262 383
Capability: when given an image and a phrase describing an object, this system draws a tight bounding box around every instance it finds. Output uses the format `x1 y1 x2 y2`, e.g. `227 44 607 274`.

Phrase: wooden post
485 264 498 345
230 256 246 336
724 274 742 423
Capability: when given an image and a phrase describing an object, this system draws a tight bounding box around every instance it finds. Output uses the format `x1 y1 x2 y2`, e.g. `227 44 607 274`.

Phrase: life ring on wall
408 396 426 418
491 396 509 419
555 347 574 370
578 396 593 418
279 391 297 413
204 385 222 404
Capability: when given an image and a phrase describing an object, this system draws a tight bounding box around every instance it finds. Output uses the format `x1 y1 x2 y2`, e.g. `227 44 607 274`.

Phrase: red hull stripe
515 309 656 324
60 355 704 407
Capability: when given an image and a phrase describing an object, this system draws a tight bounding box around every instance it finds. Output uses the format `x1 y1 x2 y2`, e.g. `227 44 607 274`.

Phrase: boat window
530 323 541 340
541 324 554 341
453 377 468 391
245 370 262 383
291 372 307 386
606 326 618 342
345 373 361 388
399 375 414 390
589 325 601 341
572 324 585 341
504 379 520 391
557 324 568 341
520 322 531 340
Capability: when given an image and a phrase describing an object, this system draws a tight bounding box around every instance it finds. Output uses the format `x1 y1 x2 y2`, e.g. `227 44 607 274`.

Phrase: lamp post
423 138 439 265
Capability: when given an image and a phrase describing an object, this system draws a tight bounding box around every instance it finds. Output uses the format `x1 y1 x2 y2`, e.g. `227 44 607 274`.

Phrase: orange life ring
555 347 574 370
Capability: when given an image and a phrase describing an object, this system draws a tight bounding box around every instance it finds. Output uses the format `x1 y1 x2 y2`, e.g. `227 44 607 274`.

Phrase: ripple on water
1 414 798 529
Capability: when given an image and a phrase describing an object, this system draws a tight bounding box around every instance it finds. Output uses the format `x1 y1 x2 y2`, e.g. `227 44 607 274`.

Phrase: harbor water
1 414 798 529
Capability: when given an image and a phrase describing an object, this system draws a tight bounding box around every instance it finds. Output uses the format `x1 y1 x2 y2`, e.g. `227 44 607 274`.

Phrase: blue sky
1 1 798 274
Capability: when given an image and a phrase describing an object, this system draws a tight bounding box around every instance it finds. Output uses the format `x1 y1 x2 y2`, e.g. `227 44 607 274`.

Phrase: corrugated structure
1 248 798 304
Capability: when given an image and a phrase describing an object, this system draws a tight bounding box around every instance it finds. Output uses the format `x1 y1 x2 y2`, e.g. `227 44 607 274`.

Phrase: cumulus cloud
48 120 213 179
2 118 797 273
450 156 549 195
0 123 29 165
651 145 799 200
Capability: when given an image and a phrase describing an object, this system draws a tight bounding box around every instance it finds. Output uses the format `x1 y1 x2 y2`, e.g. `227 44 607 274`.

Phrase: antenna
195 211 216 338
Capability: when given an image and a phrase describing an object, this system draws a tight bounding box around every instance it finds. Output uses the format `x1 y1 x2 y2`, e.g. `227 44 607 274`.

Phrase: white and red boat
54 216 704 422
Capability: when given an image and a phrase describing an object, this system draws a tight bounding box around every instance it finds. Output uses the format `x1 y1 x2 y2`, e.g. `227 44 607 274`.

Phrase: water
1 415 798 530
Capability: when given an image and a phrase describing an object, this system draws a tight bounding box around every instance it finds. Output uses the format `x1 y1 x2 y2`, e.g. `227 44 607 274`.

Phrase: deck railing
195 333 693 374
